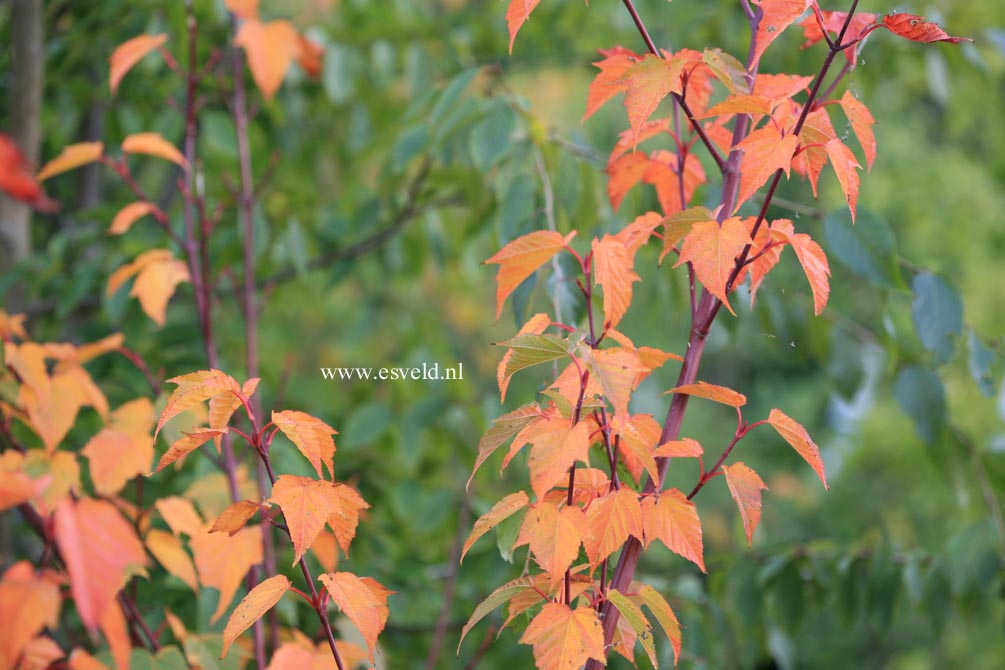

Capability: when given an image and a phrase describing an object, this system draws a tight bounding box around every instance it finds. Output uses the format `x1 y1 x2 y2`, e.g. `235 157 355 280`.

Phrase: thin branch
424 496 471 670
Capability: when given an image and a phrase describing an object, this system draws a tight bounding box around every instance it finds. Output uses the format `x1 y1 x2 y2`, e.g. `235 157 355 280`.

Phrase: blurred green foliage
1 0 1003 668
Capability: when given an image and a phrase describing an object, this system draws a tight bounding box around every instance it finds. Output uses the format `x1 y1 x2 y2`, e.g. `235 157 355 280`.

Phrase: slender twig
424 496 471 670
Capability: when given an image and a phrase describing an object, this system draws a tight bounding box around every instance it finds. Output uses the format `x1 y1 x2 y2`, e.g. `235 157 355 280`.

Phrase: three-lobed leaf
520 603 605 670
318 572 394 662
486 230 576 320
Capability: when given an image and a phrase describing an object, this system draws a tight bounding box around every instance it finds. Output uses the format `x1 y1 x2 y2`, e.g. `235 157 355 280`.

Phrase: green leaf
894 366 945 443
703 48 751 95
823 208 902 287
469 102 516 172
496 333 572 380
129 646 189 670
607 589 657 667
458 576 537 651
967 330 997 396
911 272 962 365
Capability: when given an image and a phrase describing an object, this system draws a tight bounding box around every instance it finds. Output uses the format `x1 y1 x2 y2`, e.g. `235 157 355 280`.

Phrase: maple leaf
722 462 769 545
583 346 643 417
144 528 199 590
469 404 543 485
272 409 337 480
270 475 340 565
498 313 552 401
520 603 605 670
839 90 876 171
515 501 589 583
0 562 61 670
109 34 167 94
210 500 262 536
190 525 263 623
584 47 642 122
669 381 747 407
584 489 644 566
592 235 640 328
108 202 158 235
121 132 187 167
497 333 573 399
767 408 828 489
636 583 683 664
799 10 877 63
881 13 971 44
462 491 530 562
485 230 576 320
791 106 837 196
155 370 240 437
616 211 665 254
527 420 592 500
36 142 104 182
734 126 799 211
674 217 752 314
751 0 812 63
824 138 861 221
702 47 751 95
659 205 714 262
221 575 290 657
325 483 369 556
620 54 686 145
641 488 705 571
107 249 190 326
506 0 542 53
209 377 260 453
234 19 303 100
318 572 394 662
53 498 148 631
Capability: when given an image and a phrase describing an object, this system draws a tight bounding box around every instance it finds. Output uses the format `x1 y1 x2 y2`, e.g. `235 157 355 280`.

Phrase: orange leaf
498 313 552 402
592 235 640 328
751 0 811 63
653 437 704 458
36 142 103 182
156 370 240 437
53 498 147 631
839 90 876 171
641 488 705 571
620 54 686 144
584 346 642 417
485 230 575 320
221 575 290 657
747 220 788 305
606 152 650 211
734 126 799 211
609 413 661 485
881 13 971 44
121 132 187 167
767 408 828 489
83 423 154 495
584 489 643 566
109 34 167 94
144 528 198 591
791 106 835 197
519 603 605 670
506 0 542 53
98 602 129 670
584 48 641 122
309 530 340 574
636 583 682 665
16 635 63 670
515 501 589 583
155 426 226 473
527 420 592 500
269 635 368 670
107 249 190 326
108 202 157 235
190 525 263 623
824 138 860 221
271 409 337 480
722 462 769 545
753 73 813 99
0 135 54 210
771 220 830 314
462 491 530 562
270 475 339 565
615 211 664 255
296 35 324 78
66 648 108 670
210 500 261 536
234 19 302 100
669 381 747 407
700 94 774 118
469 404 544 485
674 217 752 314
318 572 394 662
324 483 369 556
0 562 61 670
155 496 205 538
225 0 259 20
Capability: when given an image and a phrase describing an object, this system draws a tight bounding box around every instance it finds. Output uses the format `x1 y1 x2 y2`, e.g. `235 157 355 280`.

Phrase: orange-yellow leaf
747 221 788 304
271 409 337 480
309 530 340 573
121 132 187 167
839 90 876 171
318 572 394 662
616 211 664 254
485 230 576 320
498 314 552 402
734 126 799 210
592 235 640 328
225 0 259 20
772 220 830 314
520 603 605 670
515 502 589 583
654 437 704 458
270 475 338 565
269 635 368 670
506 0 542 53
83 431 152 495
234 19 302 100
221 575 290 657
767 408 828 489
528 420 592 500
584 346 642 417
156 370 240 438
620 54 685 144
0 562 61 670
668 381 747 407
584 489 643 566
462 491 530 562
609 413 661 485
53 498 147 631
325 483 369 556
722 462 768 545
190 525 263 623
674 217 752 314
109 34 167 94
144 529 198 590
154 428 228 473
751 0 811 63
469 404 544 485
824 138 860 221
881 13 971 44
210 500 261 536
36 142 104 182
700 94 773 118
155 496 205 537
641 488 705 572
66 648 108 670
97 601 129 670
109 202 157 235
636 583 682 665
208 376 260 453
107 249 190 326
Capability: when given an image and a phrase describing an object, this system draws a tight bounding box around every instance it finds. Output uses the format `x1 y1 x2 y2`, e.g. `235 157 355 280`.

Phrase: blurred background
2 0 1004 668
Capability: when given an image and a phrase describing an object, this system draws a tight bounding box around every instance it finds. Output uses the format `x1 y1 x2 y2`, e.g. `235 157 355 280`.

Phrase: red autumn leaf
155 369 240 437
674 217 752 314
653 437 704 458
751 0 811 62
606 152 650 211
584 489 644 566
824 138 861 221
108 202 158 235
799 10 877 63
839 90 876 171
144 529 198 591
318 572 394 663
498 313 553 402
647 150 707 216
469 404 544 484
296 35 324 78
722 462 769 545
485 230 576 320
109 34 167 94
641 488 705 571
584 48 641 122
734 125 799 211
53 498 147 631
462 490 530 562
0 562 61 670
107 249 190 327
209 500 262 536
36 142 104 182
592 234 640 328
221 575 290 657
791 106 837 196
0 134 55 210
669 381 747 407
269 635 368 670
515 501 589 583
520 604 605 670
506 0 542 53
700 94 774 119
271 409 337 480
752 73 813 99
121 132 187 167
270 475 339 565
767 408 828 489
620 54 686 145
881 13 971 44
234 19 303 100
190 525 263 623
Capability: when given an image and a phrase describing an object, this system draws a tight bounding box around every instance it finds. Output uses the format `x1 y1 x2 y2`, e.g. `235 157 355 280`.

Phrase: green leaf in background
967 329 997 396
128 646 189 670
894 365 946 443
469 102 516 172
911 272 963 365
823 208 902 288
